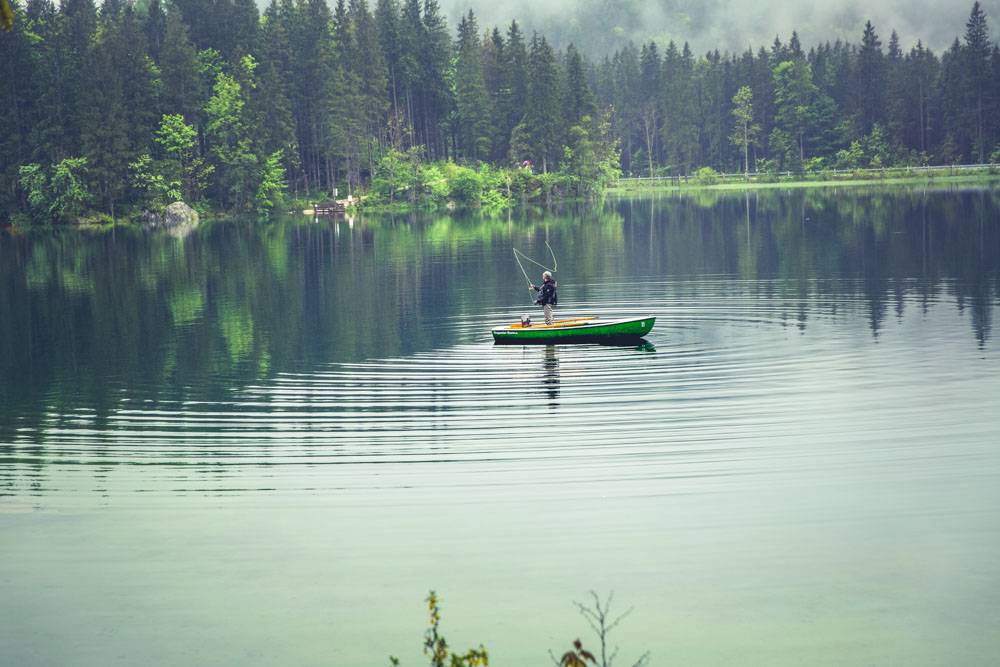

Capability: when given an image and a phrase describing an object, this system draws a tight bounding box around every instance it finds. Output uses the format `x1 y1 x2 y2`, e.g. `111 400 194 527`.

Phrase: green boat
492 315 655 344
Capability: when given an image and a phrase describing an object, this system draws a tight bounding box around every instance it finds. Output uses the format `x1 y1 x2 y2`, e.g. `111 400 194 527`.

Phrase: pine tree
255 4 299 191
524 33 560 173
886 30 906 141
964 1 991 162
159 3 202 123
0 0 36 212
349 0 389 174
78 35 129 217
564 43 597 128
772 58 818 168
637 42 660 176
661 42 698 174
143 0 166 61
940 38 968 161
397 0 423 148
855 21 886 136
453 9 488 161
375 0 403 139
502 20 529 157
418 0 451 160
613 43 640 175
902 42 940 157
482 27 508 162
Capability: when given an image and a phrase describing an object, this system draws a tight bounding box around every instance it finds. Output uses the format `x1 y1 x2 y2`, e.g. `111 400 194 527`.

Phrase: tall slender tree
453 9 488 161
963 1 991 162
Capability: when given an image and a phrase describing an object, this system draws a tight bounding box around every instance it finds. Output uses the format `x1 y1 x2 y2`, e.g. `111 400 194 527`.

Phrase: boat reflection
542 345 560 409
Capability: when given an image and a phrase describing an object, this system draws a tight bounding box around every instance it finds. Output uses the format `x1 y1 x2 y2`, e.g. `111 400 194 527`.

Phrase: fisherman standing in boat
530 271 557 325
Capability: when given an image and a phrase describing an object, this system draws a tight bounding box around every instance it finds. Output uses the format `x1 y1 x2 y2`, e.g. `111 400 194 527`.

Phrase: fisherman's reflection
542 345 560 409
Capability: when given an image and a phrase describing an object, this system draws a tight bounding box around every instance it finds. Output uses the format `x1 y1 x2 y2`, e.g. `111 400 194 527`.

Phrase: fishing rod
512 242 558 301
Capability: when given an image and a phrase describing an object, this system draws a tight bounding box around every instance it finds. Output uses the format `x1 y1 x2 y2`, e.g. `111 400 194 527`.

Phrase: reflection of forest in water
615 186 999 346
1 186 998 442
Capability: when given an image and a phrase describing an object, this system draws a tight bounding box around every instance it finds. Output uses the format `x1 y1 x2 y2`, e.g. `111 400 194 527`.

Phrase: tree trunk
743 122 749 177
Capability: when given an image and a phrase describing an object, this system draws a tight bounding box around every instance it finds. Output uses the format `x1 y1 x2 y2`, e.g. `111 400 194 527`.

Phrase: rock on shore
145 201 199 237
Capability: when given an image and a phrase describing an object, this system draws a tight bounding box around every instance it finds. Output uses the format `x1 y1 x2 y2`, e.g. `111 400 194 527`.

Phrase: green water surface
2 186 999 665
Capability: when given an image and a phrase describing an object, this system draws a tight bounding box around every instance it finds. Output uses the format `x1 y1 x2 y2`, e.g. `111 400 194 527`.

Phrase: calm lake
2 185 999 666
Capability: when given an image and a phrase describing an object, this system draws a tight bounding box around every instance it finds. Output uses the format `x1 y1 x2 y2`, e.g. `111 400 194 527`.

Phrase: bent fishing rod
513 242 557 302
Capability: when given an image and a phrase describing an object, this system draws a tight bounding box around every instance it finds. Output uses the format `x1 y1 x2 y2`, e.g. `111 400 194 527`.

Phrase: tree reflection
1 187 998 445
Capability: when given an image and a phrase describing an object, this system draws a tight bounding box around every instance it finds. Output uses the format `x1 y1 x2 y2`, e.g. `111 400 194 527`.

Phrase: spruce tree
454 9 488 162
525 33 559 173
159 3 202 124
855 21 887 136
964 1 991 162
419 0 451 160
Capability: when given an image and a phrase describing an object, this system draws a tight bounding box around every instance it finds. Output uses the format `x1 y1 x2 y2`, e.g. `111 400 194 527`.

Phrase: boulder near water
161 201 199 227
145 201 199 237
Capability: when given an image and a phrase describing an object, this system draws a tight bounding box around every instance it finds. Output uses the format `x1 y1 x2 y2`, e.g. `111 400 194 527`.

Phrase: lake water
2 186 999 666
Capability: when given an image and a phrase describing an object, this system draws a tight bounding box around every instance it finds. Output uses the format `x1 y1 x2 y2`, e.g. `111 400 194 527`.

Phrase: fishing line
512 241 557 273
513 248 533 290
513 243 558 302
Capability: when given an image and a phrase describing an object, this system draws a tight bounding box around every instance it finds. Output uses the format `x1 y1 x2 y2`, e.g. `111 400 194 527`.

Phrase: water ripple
3 279 998 506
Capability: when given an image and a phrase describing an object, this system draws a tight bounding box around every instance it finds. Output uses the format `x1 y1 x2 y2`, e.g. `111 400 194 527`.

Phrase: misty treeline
0 1 997 222
608 2 999 178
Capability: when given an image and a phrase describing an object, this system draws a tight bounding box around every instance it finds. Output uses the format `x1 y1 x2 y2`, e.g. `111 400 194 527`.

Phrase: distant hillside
436 0 994 55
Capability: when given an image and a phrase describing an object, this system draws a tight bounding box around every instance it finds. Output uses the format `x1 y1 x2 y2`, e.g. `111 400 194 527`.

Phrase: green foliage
419 165 451 203
156 114 211 202
18 158 92 224
694 166 720 185
254 150 287 216
834 123 894 170
370 147 421 206
4 0 1000 218
448 166 483 204
387 591 488 667
730 85 760 175
129 154 181 208
205 69 258 211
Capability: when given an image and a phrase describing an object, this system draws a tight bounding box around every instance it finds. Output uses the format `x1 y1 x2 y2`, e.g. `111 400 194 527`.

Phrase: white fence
616 163 1000 185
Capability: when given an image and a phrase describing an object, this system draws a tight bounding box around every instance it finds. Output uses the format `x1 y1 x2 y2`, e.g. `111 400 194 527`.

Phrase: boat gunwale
491 315 655 334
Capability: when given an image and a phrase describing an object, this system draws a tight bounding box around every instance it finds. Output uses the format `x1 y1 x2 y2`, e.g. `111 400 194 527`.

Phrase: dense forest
1 0 998 221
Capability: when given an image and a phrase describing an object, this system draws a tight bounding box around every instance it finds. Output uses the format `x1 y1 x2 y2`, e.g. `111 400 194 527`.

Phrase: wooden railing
616 163 1000 186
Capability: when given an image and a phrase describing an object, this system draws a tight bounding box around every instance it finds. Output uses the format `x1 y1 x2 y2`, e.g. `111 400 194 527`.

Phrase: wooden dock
311 200 346 215
298 196 366 215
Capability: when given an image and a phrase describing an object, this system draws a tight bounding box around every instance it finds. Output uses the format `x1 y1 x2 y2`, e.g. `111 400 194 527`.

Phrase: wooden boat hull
492 315 655 344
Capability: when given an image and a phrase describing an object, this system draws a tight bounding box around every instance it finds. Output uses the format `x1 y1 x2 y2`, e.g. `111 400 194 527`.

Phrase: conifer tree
637 42 660 176
349 0 389 172
524 33 560 173
502 20 529 155
564 43 597 128
454 9 488 161
855 21 887 135
613 43 640 175
143 0 166 61
772 58 818 168
418 0 451 160
159 3 202 123
963 1 991 161
78 37 129 218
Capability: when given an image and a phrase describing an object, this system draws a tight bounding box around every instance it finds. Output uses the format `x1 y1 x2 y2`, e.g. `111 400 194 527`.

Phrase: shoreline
608 171 1000 194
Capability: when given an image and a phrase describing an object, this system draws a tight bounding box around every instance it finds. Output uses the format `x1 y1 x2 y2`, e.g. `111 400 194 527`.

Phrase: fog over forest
434 0 995 55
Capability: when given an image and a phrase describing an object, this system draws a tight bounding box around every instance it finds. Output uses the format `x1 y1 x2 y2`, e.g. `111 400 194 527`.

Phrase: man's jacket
534 278 557 306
